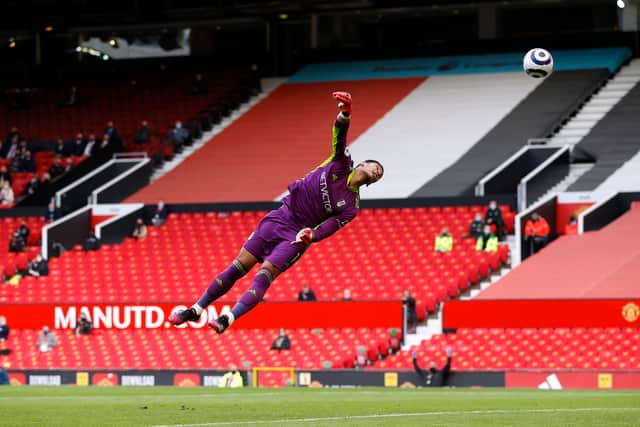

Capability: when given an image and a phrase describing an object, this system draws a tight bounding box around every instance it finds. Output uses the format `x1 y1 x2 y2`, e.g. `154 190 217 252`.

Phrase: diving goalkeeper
169 91 384 333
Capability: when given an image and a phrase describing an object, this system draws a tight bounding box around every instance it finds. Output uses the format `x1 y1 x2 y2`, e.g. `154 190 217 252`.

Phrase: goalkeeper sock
231 267 273 319
196 259 247 309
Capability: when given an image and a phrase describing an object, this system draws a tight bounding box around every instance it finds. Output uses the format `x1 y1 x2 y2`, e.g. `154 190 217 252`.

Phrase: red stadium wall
128 78 424 204
443 299 640 329
2 301 403 330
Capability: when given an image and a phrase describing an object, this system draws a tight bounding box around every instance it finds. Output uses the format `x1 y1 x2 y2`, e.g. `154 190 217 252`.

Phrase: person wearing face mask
167 120 191 153
413 347 452 387
37 326 58 353
484 201 504 240
468 212 485 239
475 224 498 252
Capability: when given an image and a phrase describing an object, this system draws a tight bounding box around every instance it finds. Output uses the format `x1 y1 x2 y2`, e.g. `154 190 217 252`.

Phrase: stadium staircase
149 77 287 183
378 327 640 371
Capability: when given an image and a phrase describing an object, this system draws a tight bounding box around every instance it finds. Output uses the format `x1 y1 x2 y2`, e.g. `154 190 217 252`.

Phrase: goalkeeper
169 91 384 333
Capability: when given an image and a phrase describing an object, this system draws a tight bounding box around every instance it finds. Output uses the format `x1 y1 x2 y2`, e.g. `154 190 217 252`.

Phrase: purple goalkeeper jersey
280 114 359 242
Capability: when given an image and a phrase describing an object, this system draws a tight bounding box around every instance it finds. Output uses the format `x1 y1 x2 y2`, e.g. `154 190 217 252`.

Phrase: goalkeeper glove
291 228 313 246
333 91 352 114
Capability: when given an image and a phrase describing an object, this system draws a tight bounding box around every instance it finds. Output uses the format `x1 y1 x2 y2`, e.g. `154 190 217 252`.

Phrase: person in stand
403 289 417 333
468 213 485 239
434 227 453 253
132 218 147 239
524 212 551 255
270 328 291 351
37 326 58 353
298 285 316 301
484 200 504 240
564 214 578 236
297 284 317 302
475 225 498 253
27 254 49 277
151 200 168 226
134 120 152 145
413 347 452 387
74 312 92 335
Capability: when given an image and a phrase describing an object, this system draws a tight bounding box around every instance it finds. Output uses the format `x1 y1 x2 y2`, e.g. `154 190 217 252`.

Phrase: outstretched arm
319 92 352 166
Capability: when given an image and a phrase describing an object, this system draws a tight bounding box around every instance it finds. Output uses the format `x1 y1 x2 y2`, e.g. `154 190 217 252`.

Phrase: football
523 48 554 78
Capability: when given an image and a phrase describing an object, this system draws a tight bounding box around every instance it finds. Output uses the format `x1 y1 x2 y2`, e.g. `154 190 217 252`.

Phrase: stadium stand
478 204 640 299
0 207 512 310
4 327 394 373
379 327 640 371
569 81 640 191
414 69 611 197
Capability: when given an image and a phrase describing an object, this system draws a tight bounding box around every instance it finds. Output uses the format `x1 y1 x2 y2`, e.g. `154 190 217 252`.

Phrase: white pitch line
151 407 640 427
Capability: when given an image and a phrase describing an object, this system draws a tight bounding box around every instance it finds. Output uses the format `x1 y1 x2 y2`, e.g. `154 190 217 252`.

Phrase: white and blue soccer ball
523 48 553 78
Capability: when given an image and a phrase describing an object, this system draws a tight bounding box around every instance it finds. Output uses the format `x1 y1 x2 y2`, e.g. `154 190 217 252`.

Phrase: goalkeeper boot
168 308 199 326
209 311 235 334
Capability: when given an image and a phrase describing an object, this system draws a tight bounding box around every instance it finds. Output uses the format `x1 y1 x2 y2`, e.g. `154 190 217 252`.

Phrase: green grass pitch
1 387 638 426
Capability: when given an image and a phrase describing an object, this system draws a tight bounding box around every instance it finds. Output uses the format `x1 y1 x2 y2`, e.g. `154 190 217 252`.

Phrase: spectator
134 120 152 145
3 135 19 159
403 289 417 333
19 150 36 172
191 72 207 95
16 220 29 243
53 138 67 156
25 176 39 196
167 120 190 152
44 201 57 222
5 127 20 145
388 329 401 355
0 166 12 185
342 288 353 301
74 312 92 335
40 172 51 185
475 225 498 253
297 284 317 302
524 212 550 255
104 120 121 146
132 218 147 239
434 227 453 253
484 200 504 240
270 328 291 351
412 347 452 387
0 181 14 205
37 326 58 353
48 156 65 179
83 133 97 157
0 316 9 342
354 347 367 369
65 157 74 173
469 213 485 239
219 365 243 388
565 214 578 236
9 232 24 253
83 232 101 251
9 151 21 173
70 133 85 157
0 316 9 356
27 254 49 277
99 134 110 150
151 200 168 226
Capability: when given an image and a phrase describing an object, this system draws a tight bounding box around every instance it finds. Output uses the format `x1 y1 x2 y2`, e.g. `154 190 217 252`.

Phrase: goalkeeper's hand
291 228 313 246
333 91 352 114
